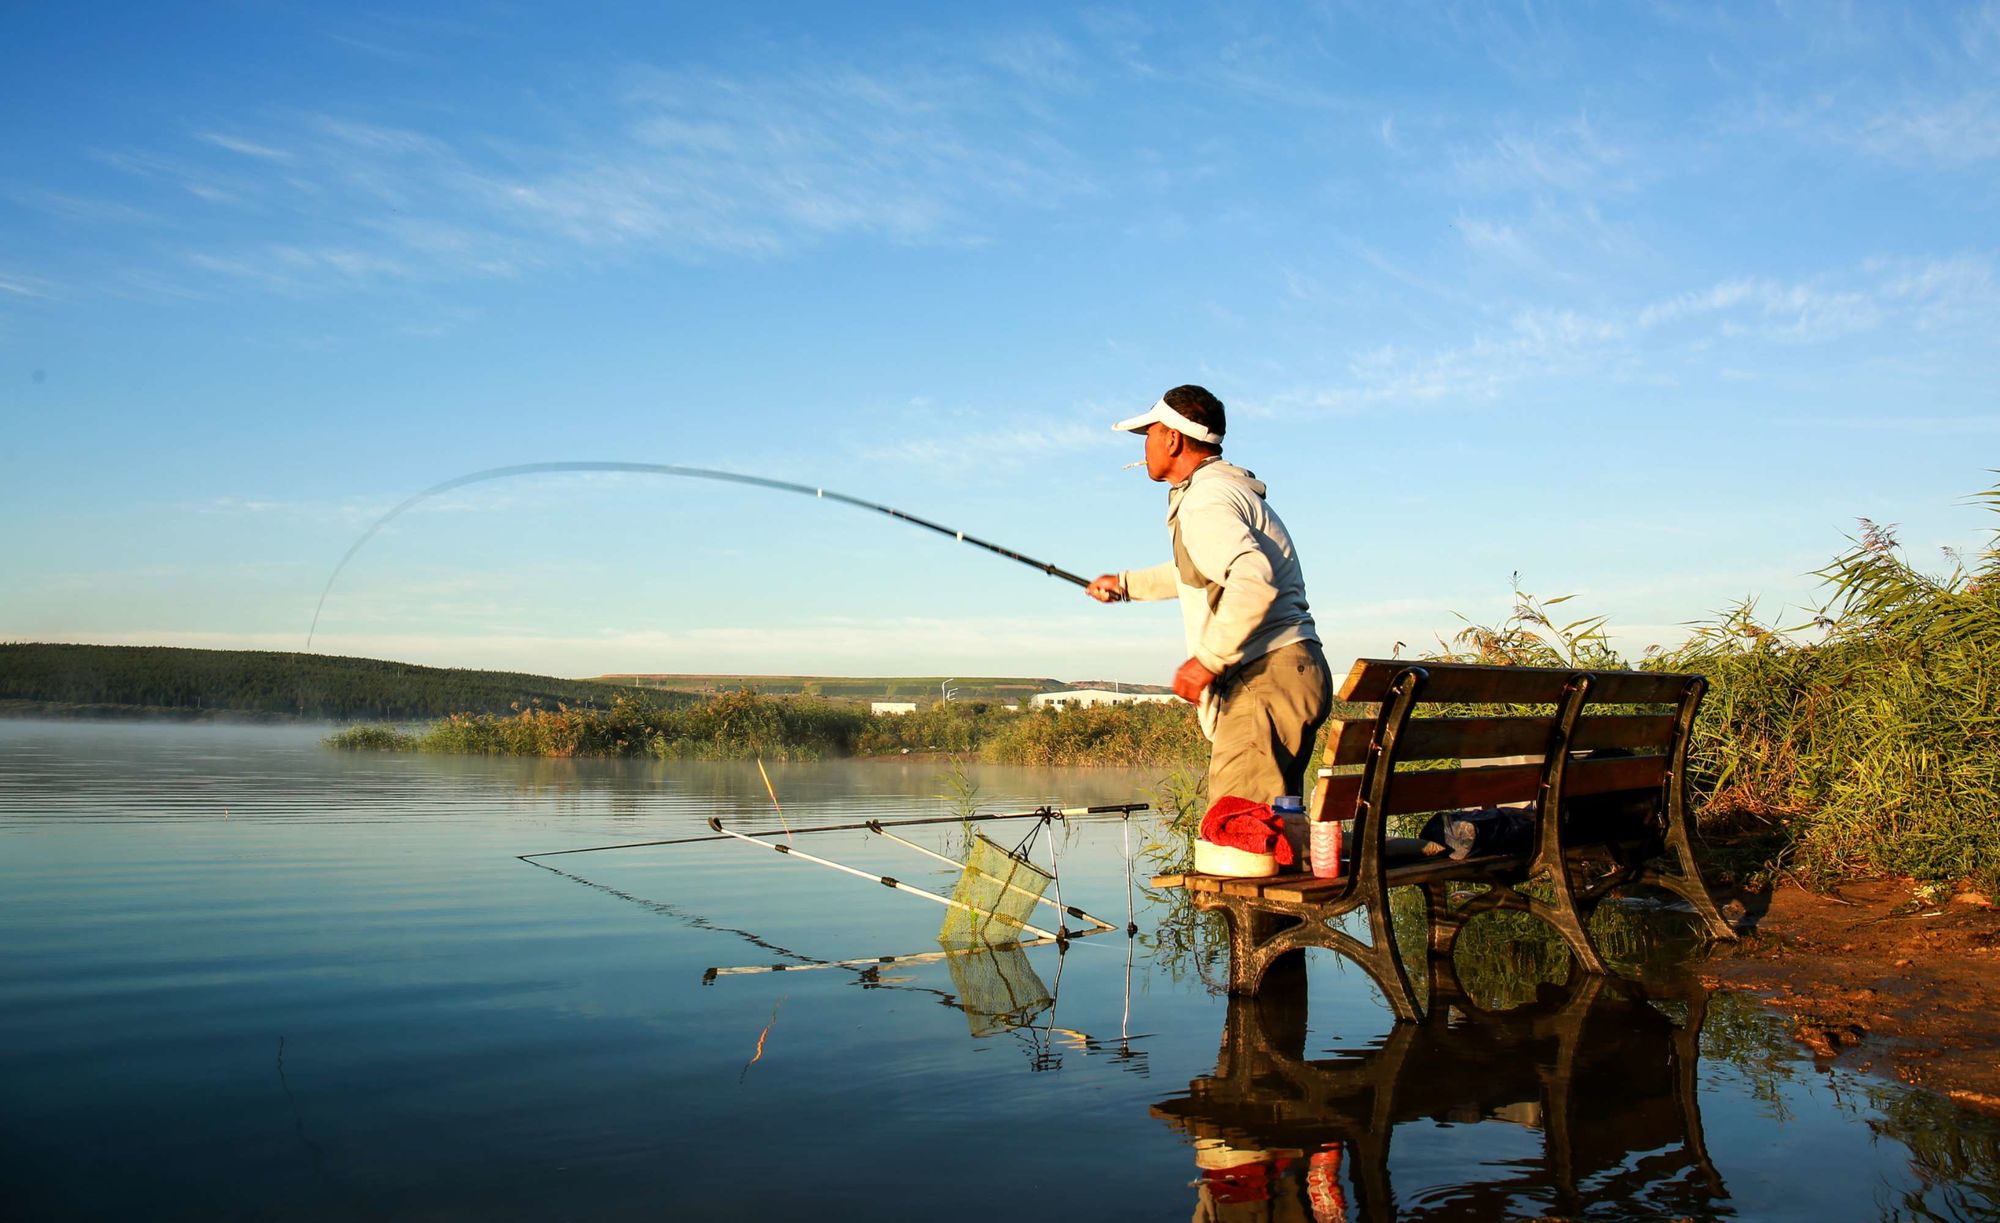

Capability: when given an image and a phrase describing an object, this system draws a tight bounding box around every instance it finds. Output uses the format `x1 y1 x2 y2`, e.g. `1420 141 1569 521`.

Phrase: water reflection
1154 958 1726 1221
6 723 1995 1221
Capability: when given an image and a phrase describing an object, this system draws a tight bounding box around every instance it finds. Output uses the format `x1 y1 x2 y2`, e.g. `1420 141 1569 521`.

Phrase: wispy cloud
855 418 1111 474
196 131 294 161
0 269 59 299
1270 304 1626 414
1964 2 2000 65
1639 255 1997 341
1453 214 1531 262
26 44 1095 299
1450 113 1635 197
489 63 1090 254
1635 276 1879 341
2 186 162 227
985 30 1086 92
1850 93 2000 166
1270 253 1998 415
1743 52 2000 170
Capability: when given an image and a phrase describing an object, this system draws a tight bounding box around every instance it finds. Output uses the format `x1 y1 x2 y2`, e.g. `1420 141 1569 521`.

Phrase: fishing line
306 460 1097 650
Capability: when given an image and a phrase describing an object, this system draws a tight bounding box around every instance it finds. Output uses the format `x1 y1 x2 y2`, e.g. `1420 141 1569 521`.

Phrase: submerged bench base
1154 842 1733 1019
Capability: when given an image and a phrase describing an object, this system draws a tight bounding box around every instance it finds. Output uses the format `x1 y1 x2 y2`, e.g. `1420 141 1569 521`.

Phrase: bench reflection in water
1151 960 1727 1221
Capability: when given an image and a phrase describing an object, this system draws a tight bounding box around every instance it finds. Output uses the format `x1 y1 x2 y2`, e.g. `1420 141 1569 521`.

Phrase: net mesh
938 831 1053 947
944 942 1054 1037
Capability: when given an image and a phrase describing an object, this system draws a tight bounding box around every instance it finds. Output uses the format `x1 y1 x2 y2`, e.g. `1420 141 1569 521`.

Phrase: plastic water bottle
1310 818 1344 879
1272 795 1305 867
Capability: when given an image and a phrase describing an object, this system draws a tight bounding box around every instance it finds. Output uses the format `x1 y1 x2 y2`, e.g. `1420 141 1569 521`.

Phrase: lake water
1 720 1994 1221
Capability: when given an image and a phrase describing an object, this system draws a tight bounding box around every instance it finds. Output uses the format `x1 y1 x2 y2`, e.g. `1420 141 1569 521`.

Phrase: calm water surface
1 721 1994 1221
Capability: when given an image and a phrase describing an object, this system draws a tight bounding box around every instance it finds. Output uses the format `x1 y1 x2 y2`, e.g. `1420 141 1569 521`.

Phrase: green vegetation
856 699 1003 755
1435 481 2000 892
331 691 866 760
0 643 682 721
983 701 1207 766
330 691 1206 767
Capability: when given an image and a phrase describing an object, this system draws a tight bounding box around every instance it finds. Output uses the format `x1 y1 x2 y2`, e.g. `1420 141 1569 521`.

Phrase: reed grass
1434 480 2000 891
326 690 1205 767
980 701 1205 767
324 724 417 751
330 691 867 760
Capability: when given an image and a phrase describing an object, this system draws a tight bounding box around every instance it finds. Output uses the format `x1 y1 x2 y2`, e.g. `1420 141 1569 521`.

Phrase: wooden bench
1150 659 1738 1018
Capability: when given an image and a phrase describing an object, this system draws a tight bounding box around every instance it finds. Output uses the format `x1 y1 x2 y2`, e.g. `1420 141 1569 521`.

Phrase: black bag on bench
1418 806 1534 860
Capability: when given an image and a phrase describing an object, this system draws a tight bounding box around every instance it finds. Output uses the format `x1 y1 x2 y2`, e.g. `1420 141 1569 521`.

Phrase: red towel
1200 795 1295 867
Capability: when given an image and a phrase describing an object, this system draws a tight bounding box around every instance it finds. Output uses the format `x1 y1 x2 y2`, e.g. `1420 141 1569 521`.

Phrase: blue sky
3 2 1996 683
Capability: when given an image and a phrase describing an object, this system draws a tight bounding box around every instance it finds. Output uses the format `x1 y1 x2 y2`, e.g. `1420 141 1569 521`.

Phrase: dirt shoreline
1703 876 2000 1114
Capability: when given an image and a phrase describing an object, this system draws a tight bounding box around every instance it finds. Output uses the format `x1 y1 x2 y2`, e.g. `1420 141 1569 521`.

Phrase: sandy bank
1705 877 2000 1114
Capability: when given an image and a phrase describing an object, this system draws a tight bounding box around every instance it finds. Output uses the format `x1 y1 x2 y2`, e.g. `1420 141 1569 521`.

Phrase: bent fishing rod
308 460 1098 650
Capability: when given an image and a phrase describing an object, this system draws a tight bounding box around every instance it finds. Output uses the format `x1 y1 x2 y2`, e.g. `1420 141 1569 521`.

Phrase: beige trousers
1205 640 1333 806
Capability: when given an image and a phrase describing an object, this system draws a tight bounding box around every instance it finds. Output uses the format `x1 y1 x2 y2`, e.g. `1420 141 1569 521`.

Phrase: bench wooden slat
1573 714 1681 754
1316 753 1668 819
1164 854 1547 903
1221 877 1278 897
1338 658 1694 705
1263 877 1348 903
1321 713 1680 766
1540 752 1668 798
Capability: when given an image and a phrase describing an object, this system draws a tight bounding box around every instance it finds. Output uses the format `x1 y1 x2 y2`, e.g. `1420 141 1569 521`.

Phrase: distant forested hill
598 674 1173 702
599 673 1070 703
0 643 679 721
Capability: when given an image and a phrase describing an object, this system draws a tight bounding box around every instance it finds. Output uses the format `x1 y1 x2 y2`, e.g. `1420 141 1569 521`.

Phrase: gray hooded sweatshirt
1121 458 1319 701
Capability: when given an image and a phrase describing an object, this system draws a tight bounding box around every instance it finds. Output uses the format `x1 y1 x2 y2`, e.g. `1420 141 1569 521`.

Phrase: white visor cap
1111 398 1222 445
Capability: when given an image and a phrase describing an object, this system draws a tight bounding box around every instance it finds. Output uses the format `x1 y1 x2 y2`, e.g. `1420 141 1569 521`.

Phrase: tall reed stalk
1437 481 2000 890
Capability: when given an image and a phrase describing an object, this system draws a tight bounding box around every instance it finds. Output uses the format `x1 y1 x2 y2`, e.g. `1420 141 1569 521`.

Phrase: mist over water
1 720 1992 1220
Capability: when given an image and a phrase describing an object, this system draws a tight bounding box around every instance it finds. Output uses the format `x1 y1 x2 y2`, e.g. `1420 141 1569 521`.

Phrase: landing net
944 942 1054 1037
938 831 1053 947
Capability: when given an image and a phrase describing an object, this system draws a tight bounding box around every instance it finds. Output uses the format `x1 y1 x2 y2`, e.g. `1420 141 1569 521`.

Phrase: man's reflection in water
1156 958 1724 1221
1190 1135 1348 1222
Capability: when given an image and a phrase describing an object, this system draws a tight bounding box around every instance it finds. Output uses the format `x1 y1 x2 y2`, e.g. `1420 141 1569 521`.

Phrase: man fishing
1086 385 1331 805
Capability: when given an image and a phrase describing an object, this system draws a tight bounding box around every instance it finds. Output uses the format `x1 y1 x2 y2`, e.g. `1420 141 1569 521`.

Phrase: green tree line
0 643 687 720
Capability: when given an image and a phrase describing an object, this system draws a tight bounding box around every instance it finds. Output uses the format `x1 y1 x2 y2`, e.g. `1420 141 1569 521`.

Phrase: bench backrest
1311 660 1705 863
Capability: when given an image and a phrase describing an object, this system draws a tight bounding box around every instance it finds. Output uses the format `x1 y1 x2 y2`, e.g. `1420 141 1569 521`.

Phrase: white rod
1043 815 1069 939
870 825 1115 931
708 936 1061 978
1122 813 1136 930
709 819 1057 941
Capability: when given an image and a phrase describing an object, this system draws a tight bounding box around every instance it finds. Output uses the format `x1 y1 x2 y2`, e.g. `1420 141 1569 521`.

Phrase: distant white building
1030 689 1179 710
871 701 918 715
